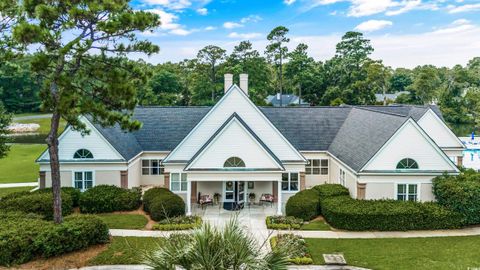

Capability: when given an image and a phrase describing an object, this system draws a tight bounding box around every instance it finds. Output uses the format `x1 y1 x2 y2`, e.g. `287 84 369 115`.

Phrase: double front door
223 181 245 211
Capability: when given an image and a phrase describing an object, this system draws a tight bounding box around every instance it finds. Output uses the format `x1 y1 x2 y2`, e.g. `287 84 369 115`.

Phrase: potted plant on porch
213 193 221 205
248 193 256 204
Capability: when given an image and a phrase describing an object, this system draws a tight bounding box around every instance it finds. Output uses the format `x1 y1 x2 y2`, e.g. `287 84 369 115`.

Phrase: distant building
266 93 309 107
375 91 409 103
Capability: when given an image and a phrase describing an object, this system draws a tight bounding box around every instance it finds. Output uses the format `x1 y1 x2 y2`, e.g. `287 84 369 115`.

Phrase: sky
131 0 480 68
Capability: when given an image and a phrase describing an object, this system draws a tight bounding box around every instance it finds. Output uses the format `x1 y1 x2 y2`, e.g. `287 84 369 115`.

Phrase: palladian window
73 149 93 159
224 157 246 168
396 158 419 169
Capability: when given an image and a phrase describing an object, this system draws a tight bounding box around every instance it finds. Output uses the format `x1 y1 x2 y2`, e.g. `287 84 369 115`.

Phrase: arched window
73 149 94 159
396 158 418 169
224 157 245 168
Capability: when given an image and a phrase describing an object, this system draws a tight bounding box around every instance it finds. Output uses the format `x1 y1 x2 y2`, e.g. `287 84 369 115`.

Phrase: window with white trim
397 184 418 201
282 172 299 191
142 159 164 175
73 149 93 159
339 169 346 187
305 159 329 175
171 173 187 192
74 171 93 191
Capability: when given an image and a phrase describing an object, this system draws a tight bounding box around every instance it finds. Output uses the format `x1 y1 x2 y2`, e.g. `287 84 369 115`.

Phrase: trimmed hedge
321 196 464 231
285 189 321 221
433 170 480 225
36 187 82 207
79 185 142 213
266 216 303 230
0 192 73 220
153 216 202 231
149 192 185 221
143 187 173 213
0 214 109 266
285 184 350 221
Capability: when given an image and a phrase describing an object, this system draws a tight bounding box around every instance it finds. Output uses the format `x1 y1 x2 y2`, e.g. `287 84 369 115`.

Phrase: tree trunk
279 55 283 107
46 105 62 223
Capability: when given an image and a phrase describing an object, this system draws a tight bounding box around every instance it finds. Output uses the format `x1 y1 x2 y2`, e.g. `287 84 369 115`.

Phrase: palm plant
143 217 289 270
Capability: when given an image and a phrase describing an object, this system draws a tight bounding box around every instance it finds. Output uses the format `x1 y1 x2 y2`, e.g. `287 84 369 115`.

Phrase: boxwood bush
36 187 82 207
313 184 350 201
143 187 173 213
149 192 185 221
285 189 321 221
0 213 109 266
321 196 464 231
153 216 202 230
0 192 73 220
266 216 303 230
79 185 142 213
433 170 480 225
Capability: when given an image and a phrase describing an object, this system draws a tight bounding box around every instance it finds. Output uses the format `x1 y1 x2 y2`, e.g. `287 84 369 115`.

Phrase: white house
37 74 464 215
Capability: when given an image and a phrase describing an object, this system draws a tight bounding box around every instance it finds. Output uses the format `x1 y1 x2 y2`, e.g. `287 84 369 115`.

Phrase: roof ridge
136 106 212 108
352 106 408 117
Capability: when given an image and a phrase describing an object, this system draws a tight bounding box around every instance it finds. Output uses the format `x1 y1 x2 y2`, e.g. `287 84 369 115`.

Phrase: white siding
329 157 357 198
302 152 330 188
359 175 436 201
188 119 282 169
39 117 123 161
363 121 456 171
418 110 464 148
165 86 304 162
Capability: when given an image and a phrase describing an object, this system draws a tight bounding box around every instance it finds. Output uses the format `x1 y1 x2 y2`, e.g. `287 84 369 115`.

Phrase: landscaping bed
270 234 313 265
266 216 303 230
306 236 480 270
153 215 202 231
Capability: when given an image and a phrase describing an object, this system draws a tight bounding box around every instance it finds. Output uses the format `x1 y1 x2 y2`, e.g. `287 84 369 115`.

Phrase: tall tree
285 43 318 105
266 26 290 106
2 0 160 223
0 103 11 158
197 45 226 102
408 65 441 105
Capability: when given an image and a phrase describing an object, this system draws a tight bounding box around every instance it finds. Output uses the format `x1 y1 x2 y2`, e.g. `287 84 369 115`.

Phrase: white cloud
223 22 243 29
146 9 180 30
227 32 262 39
385 0 421 15
169 28 192 36
284 0 297 5
143 0 192 10
240 15 262 24
355 20 393 32
196 7 208 15
204 26 216 31
431 18 475 34
448 3 480 13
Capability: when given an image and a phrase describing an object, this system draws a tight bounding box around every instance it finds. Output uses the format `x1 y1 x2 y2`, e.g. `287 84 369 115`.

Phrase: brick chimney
224 73 233 93
239 74 248 96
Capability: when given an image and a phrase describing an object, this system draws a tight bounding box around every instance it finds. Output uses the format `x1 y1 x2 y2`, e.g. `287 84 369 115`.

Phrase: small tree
0 103 12 158
1 0 160 223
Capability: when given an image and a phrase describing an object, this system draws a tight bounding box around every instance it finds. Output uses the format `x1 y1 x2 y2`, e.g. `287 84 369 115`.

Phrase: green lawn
0 144 45 183
89 237 163 265
0 186 34 198
301 219 331 231
306 236 480 270
16 117 67 135
95 214 148 230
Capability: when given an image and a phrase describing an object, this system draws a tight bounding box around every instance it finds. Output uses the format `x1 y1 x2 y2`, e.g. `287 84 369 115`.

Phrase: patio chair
259 193 274 207
199 194 213 209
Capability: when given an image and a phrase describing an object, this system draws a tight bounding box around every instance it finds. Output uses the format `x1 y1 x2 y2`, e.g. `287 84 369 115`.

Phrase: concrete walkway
74 265 370 270
0 182 37 188
110 226 480 239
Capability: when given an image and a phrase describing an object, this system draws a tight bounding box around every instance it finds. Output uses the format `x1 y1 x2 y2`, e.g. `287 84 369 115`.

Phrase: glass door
238 181 245 205
224 181 234 202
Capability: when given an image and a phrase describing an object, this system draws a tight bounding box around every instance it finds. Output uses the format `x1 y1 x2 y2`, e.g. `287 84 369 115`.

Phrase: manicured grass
89 237 163 265
16 117 67 135
95 214 148 230
306 236 480 270
0 186 34 198
300 219 331 231
0 144 45 183
13 112 49 118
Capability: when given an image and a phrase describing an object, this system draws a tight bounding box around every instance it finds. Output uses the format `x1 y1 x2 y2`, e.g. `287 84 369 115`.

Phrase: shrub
433 170 480 225
285 189 321 221
313 184 350 200
36 187 82 207
266 216 303 230
143 187 173 213
0 192 73 220
35 215 110 257
0 214 109 266
321 196 464 231
270 234 313 265
149 193 185 221
153 216 202 231
79 185 142 213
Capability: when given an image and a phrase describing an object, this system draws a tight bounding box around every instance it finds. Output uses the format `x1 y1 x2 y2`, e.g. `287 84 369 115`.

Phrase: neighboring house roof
266 94 309 107
374 91 409 102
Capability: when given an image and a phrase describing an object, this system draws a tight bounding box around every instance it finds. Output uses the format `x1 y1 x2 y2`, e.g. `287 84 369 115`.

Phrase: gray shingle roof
90 104 441 170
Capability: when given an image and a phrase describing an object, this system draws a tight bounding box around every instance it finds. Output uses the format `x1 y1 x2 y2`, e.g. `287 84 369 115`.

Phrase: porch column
39 171 46 189
457 156 463 167
277 180 282 215
186 180 192 216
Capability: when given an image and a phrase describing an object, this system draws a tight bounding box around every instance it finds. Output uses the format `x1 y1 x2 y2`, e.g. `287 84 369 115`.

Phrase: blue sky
131 0 480 68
